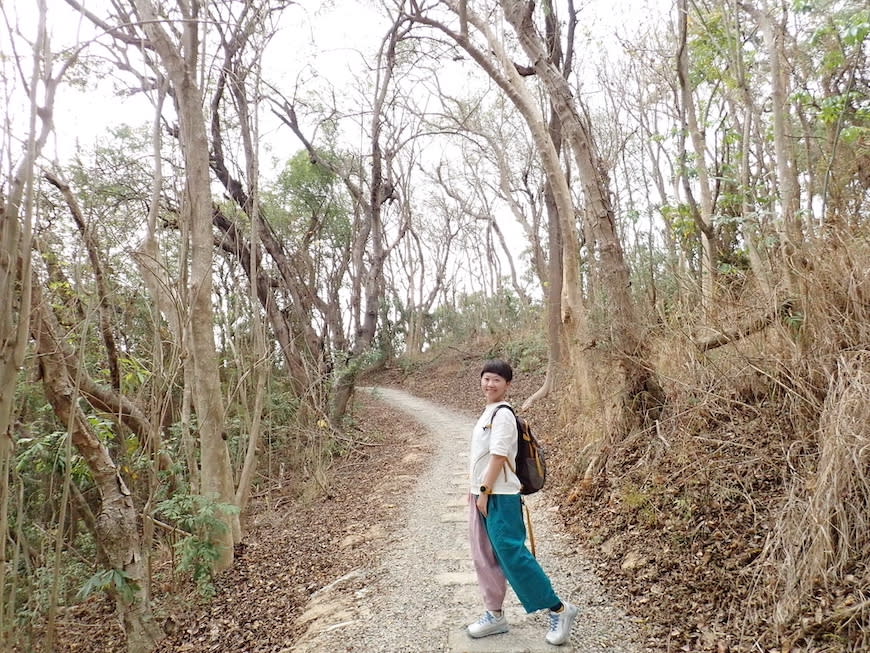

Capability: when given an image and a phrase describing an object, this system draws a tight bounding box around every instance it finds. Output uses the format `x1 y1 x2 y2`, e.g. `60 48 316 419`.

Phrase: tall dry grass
754 353 870 647
743 234 870 648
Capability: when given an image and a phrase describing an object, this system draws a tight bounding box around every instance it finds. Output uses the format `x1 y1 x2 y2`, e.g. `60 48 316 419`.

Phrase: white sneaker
545 602 578 645
467 610 509 638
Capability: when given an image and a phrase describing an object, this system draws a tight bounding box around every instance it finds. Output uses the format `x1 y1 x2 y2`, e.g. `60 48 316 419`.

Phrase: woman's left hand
476 493 489 517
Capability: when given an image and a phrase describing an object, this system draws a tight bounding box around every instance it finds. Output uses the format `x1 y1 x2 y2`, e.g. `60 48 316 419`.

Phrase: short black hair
480 359 513 382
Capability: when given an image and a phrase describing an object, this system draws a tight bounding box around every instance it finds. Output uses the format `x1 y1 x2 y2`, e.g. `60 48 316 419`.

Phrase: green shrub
156 493 239 598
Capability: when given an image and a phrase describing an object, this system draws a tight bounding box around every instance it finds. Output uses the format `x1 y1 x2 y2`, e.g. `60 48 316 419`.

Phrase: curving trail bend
290 387 647 653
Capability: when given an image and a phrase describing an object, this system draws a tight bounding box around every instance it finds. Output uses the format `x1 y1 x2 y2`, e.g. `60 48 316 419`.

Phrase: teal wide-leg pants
482 493 560 613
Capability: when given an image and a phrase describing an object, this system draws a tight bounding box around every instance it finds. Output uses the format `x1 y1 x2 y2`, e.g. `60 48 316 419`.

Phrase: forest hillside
0 0 867 652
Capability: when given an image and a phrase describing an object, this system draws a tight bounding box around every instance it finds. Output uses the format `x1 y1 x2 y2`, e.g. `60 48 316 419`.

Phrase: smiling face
480 372 510 404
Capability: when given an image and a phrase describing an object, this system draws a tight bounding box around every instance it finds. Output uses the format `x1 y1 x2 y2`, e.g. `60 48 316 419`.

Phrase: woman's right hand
476 492 489 517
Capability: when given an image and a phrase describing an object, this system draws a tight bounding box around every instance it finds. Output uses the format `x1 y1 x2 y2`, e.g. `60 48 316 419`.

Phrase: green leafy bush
156 493 239 598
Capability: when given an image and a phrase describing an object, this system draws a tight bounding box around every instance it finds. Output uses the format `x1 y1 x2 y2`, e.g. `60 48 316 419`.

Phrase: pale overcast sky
3 0 667 170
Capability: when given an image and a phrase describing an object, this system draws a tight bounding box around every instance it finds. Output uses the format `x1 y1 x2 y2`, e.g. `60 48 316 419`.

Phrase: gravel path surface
291 387 648 653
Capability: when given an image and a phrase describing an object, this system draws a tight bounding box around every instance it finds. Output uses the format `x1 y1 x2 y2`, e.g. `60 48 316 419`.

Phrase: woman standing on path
467 359 579 646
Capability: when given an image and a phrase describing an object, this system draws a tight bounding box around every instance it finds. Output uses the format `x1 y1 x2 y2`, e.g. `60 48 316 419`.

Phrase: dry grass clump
750 353 870 649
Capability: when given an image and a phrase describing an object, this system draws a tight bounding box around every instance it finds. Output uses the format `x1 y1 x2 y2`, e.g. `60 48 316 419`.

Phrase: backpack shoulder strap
488 404 519 477
487 403 516 426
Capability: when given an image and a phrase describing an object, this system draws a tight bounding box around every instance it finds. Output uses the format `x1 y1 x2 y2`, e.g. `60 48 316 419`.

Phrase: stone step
440 511 467 523
448 626 574 652
434 571 477 586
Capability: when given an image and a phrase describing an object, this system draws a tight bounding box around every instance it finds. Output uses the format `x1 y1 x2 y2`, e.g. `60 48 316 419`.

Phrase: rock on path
290 387 647 653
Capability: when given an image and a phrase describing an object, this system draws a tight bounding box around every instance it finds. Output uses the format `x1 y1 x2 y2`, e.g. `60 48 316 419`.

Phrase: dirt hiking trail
291 387 648 653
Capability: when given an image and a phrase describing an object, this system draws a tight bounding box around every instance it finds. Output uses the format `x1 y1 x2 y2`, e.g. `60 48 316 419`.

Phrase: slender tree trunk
503 0 636 339
523 0 571 409
413 0 600 421
135 83 194 489
235 364 267 511
1 3 58 641
723 3 775 297
484 132 546 287
330 21 406 424
44 172 122 389
233 49 269 513
677 0 717 308
399 220 451 356
522 176 563 410
132 0 236 567
523 112 564 408
742 1 804 296
0 209 31 652
211 74 323 402
732 97 774 296
212 210 311 397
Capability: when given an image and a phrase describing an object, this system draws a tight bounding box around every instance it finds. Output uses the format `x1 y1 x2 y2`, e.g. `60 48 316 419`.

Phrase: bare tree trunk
502 0 636 338
0 168 33 653
31 279 163 653
412 0 599 417
0 4 66 641
522 0 571 409
210 58 324 402
211 210 311 397
522 176 563 410
0 135 35 653
732 96 774 297
330 21 408 424
677 0 717 308
235 364 267 511
482 131 547 287
231 40 269 513
398 207 454 356
635 92 680 276
488 214 527 302
132 0 236 567
134 82 199 491
418 1 588 329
